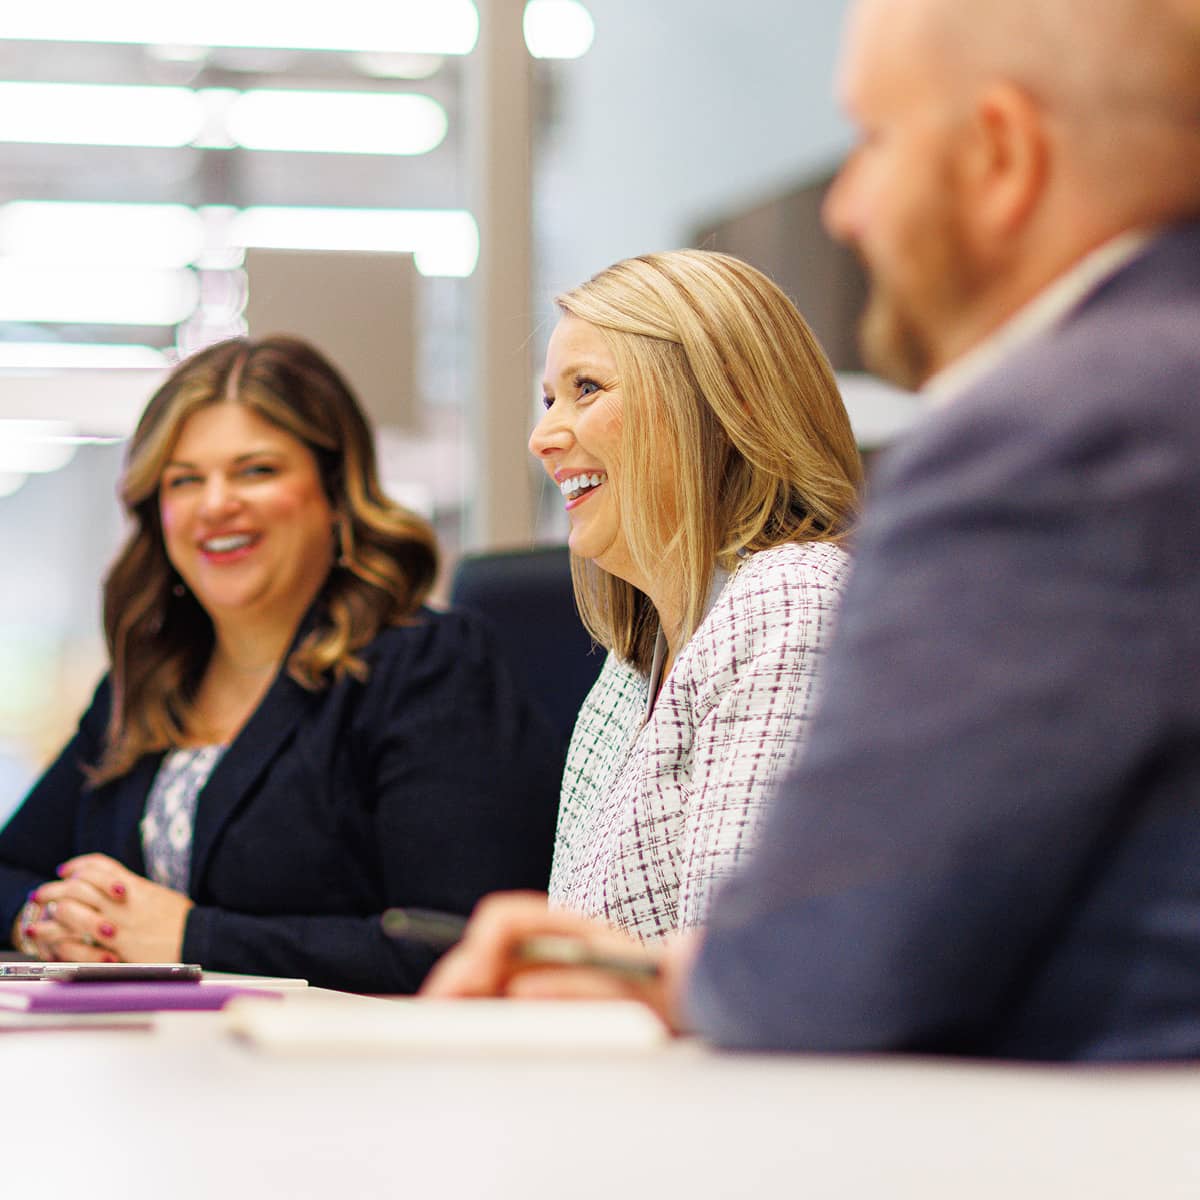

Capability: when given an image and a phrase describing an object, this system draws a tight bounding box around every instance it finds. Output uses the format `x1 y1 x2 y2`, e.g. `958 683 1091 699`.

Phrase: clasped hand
23 854 194 963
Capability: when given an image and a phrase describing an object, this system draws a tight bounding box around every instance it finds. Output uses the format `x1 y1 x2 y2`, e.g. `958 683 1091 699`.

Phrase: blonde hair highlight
557 250 862 671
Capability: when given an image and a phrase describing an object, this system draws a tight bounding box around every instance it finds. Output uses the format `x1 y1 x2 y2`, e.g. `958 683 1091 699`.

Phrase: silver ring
43 900 58 922
16 900 40 957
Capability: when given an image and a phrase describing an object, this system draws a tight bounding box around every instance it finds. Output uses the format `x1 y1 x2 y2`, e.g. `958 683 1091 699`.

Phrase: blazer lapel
186 668 315 893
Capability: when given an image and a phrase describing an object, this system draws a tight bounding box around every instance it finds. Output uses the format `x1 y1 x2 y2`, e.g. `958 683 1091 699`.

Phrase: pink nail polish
22 926 36 940
99 922 116 939
101 954 118 964
112 883 127 898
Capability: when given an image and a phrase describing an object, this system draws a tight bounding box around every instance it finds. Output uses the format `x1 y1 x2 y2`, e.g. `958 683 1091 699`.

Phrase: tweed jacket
549 540 850 941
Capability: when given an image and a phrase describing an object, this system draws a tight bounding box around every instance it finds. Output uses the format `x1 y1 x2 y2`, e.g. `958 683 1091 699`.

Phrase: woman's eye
240 463 276 478
577 378 600 399
541 394 554 411
164 474 198 490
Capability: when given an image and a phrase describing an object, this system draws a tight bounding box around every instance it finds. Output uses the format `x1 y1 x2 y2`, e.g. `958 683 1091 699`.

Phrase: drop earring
335 518 352 568
172 579 186 598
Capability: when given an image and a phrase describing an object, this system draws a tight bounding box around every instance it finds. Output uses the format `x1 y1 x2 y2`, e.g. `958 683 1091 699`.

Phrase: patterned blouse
549 540 850 942
141 745 226 893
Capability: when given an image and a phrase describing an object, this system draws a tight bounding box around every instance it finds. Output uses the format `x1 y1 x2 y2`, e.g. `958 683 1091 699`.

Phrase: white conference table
3 985 1199 1199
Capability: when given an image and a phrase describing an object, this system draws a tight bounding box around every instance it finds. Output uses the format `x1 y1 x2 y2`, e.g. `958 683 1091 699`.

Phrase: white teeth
203 534 253 553
559 472 607 498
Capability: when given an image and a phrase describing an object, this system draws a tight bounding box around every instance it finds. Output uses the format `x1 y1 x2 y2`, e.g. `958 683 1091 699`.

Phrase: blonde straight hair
94 335 437 784
556 250 862 672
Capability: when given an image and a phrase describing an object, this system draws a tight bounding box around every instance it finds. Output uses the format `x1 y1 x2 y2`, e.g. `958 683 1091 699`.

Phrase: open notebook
226 997 671 1055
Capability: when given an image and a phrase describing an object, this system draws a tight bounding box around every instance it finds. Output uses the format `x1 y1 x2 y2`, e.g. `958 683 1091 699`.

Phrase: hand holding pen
383 904 661 980
396 891 698 1033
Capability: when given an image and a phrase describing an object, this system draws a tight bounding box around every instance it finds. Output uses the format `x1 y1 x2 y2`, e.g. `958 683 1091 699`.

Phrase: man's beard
853 185 981 392
858 284 938 392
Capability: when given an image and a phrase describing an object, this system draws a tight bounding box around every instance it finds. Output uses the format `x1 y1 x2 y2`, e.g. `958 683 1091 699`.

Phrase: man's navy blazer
689 223 1200 1060
0 607 565 992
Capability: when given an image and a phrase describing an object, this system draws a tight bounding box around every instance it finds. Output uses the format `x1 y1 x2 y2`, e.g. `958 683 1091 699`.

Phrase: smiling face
158 402 335 632
823 0 984 388
530 316 643 588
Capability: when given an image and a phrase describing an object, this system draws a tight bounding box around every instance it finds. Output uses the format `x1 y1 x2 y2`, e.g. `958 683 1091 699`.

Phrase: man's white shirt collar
922 230 1155 408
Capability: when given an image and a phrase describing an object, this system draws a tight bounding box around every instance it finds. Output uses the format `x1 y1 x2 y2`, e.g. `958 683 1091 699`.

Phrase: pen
381 907 662 981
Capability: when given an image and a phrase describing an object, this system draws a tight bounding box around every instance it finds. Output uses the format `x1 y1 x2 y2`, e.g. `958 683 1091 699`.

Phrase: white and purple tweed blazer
549 540 850 942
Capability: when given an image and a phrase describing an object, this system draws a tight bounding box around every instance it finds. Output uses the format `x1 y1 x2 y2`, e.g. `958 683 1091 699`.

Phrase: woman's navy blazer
0 607 565 992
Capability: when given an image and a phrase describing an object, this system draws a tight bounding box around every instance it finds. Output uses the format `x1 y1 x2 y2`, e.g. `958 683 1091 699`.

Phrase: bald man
426 0 1200 1061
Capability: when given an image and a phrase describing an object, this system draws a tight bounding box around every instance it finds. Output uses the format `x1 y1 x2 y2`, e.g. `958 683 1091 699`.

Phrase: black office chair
450 545 604 748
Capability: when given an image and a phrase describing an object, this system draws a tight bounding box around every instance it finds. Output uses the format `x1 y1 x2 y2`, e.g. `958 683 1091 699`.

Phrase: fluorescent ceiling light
0 420 79 474
0 343 169 371
0 203 205 269
232 208 480 277
524 0 595 59
352 53 445 80
195 89 239 150
0 265 199 326
0 1 479 55
0 84 447 156
227 90 448 156
0 200 479 284
0 82 203 148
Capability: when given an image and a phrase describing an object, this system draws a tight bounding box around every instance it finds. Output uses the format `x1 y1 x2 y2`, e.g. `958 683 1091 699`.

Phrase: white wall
536 0 854 306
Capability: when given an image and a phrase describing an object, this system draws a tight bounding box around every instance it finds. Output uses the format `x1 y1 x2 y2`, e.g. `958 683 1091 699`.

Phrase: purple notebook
0 982 282 1013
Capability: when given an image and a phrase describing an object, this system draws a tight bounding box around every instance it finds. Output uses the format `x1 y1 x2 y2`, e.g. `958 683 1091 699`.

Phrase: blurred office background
0 0 918 816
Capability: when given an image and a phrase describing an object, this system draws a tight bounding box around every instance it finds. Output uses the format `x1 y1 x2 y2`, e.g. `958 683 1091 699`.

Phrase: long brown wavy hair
556 250 862 673
93 335 437 784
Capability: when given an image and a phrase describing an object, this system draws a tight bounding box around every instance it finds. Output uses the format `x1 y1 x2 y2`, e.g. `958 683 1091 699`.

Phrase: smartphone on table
0 962 203 982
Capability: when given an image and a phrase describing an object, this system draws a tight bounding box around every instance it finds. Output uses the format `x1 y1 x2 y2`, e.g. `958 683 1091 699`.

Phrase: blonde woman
532 249 861 940
1 335 562 990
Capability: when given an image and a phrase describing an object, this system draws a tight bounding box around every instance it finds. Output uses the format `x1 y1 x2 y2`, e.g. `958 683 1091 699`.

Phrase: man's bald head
827 0 1200 386
924 0 1200 99
904 0 1200 213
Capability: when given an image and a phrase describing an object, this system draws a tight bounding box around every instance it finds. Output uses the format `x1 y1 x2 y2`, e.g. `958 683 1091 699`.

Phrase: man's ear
961 82 1049 241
